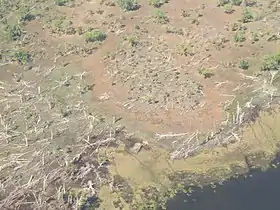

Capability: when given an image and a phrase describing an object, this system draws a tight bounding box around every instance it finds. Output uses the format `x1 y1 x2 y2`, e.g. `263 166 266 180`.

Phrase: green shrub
239 60 249 70
241 8 253 23
233 31 246 43
231 0 242 6
13 50 31 64
224 4 234 14
250 32 259 43
153 10 169 24
217 0 230 7
85 30 107 42
198 68 214 78
7 25 22 41
55 0 68 6
150 0 168 8
117 0 140 11
261 53 280 71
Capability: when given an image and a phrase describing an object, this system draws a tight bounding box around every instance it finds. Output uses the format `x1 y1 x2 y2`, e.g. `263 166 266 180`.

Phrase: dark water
167 160 280 210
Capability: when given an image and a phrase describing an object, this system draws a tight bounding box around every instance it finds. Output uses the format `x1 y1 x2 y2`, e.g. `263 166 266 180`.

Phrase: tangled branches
0 65 122 209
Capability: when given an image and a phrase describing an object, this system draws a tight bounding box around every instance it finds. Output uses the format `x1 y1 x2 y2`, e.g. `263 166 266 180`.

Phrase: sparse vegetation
261 53 280 71
217 0 230 7
117 0 140 11
239 59 249 70
179 44 194 56
224 4 234 14
241 8 254 23
198 68 214 78
85 30 107 42
233 31 246 43
150 0 168 8
250 31 259 43
126 35 138 46
55 0 68 6
6 24 22 41
231 0 242 6
52 16 76 34
244 0 257 7
13 50 31 64
153 10 169 24
231 22 245 31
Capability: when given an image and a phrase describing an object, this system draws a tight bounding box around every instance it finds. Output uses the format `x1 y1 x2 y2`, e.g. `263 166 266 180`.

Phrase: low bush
117 0 140 11
261 53 280 71
85 30 107 42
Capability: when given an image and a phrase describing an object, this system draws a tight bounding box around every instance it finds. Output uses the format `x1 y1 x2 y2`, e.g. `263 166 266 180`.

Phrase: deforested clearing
0 0 280 209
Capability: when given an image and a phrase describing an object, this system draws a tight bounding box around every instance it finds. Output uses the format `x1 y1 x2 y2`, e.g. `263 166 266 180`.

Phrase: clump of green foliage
224 4 234 14
217 0 230 7
85 30 107 42
55 0 68 6
261 53 280 71
241 8 254 23
150 0 168 8
13 50 31 64
117 0 140 11
153 10 169 24
198 68 214 78
250 31 259 43
6 25 22 41
233 31 246 43
218 0 243 7
239 60 249 70
231 0 242 5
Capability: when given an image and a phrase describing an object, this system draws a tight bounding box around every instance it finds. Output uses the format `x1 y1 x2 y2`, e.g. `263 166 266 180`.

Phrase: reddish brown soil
2 0 279 143
71 0 278 139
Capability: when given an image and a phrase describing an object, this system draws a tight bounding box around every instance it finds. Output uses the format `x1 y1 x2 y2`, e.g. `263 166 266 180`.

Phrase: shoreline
98 101 280 209
167 153 280 210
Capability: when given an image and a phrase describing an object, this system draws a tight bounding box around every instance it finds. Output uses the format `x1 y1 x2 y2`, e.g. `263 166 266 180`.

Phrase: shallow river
167 158 280 210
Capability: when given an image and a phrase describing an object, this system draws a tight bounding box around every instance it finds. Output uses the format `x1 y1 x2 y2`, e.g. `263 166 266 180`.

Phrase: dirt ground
0 0 280 209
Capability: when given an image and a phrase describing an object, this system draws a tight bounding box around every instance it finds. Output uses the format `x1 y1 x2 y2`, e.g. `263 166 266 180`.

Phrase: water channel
167 157 280 210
